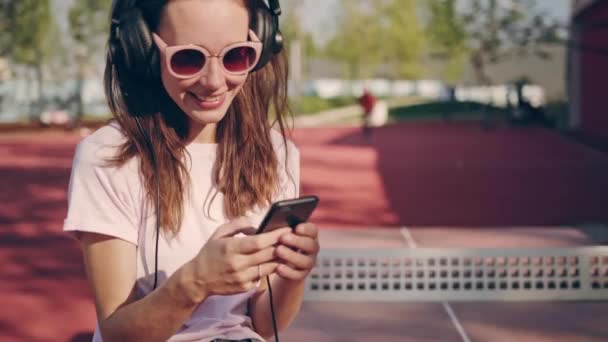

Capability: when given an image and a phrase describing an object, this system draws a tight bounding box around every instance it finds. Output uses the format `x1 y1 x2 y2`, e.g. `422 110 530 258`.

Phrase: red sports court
1 120 607 341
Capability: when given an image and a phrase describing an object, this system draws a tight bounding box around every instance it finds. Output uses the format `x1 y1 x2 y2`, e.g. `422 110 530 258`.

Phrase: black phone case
256 195 319 234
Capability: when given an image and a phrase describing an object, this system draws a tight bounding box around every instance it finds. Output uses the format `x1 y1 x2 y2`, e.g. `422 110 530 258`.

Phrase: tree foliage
0 0 59 118
68 0 110 52
427 0 563 85
1 0 57 66
374 0 425 79
324 0 380 79
281 1 318 60
68 0 111 120
0 1 17 57
426 0 468 83
324 0 425 80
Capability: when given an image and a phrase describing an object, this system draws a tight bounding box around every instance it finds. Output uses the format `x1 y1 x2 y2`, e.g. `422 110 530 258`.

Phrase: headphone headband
268 0 281 16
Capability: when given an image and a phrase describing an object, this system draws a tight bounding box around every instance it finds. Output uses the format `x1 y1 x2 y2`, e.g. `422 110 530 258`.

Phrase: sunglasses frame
152 29 263 79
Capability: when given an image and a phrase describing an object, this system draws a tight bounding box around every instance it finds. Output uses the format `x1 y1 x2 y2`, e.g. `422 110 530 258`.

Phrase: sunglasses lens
171 49 205 76
223 46 257 73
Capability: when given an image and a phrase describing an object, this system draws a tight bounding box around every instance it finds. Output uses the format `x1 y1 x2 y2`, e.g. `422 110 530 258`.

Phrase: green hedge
289 96 357 116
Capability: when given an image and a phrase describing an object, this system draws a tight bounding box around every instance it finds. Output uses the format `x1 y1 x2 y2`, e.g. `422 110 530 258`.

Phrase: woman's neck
187 122 217 144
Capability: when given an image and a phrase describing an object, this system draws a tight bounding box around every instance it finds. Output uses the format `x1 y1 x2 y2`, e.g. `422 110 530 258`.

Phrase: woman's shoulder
269 128 298 154
74 122 130 165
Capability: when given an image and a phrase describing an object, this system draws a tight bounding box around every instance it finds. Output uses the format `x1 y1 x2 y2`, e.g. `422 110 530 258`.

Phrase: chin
188 108 229 125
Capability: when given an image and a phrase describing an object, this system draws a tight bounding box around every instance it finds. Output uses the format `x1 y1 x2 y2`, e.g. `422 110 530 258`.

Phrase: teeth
192 93 220 102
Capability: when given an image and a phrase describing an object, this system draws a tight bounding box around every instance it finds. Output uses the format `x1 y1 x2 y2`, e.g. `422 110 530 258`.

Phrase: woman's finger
294 223 318 238
233 262 279 286
210 217 254 239
237 246 277 269
275 244 316 270
233 227 291 254
276 264 308 280
279 233 319 255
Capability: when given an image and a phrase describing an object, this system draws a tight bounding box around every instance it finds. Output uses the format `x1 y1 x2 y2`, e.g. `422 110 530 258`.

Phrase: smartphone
256 195 319 234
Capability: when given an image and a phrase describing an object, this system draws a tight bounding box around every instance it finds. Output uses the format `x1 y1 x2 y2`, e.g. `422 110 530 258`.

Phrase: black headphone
109 0 283 80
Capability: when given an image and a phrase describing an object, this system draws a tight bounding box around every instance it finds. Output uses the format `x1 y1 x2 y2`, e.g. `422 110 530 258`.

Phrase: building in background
569 0 608 147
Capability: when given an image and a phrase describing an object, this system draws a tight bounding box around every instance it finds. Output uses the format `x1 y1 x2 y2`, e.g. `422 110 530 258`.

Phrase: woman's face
156 0 250 141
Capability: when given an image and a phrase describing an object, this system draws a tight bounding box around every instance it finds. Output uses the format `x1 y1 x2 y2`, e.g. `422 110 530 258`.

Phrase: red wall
578 1 608 140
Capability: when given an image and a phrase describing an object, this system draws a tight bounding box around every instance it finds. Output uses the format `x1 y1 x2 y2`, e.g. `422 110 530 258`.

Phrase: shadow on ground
0 139 96 341
315 122 608 226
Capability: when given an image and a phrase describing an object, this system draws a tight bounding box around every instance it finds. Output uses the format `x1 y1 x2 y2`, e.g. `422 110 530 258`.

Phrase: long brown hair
104 0 291 235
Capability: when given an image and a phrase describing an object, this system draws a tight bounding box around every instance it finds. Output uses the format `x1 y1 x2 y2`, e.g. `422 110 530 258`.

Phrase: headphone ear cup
250 2 282 71
111 8 159 81
108 37 121 66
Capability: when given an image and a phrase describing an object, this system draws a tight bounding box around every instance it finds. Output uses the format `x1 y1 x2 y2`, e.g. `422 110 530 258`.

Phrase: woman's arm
248 275 306 339
81 232 206 341
81 220 290 341
248 223 320 338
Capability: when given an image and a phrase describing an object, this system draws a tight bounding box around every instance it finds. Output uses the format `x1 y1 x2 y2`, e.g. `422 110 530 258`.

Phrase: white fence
305 247 608 302
296 79 546 108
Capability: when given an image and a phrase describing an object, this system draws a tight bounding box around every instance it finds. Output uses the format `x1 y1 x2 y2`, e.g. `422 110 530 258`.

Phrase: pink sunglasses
152 30 262 79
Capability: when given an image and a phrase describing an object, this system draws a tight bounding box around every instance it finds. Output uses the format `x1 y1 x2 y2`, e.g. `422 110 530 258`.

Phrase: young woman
63 0 319 341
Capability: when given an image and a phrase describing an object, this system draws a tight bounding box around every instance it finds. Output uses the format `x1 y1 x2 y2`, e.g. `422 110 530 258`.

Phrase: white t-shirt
63 123 299 342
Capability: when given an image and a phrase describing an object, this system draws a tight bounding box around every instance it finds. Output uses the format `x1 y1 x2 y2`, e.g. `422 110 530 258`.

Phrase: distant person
358 87 376 137
442 84 458 122
62 1 319 341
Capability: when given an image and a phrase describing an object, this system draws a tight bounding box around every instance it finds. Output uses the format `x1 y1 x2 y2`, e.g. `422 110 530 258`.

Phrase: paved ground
1 120 607 341
282 227 608 341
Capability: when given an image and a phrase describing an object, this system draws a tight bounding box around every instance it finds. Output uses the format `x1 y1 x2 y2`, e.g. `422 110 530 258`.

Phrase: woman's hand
274 223 320 280
186 218 291 298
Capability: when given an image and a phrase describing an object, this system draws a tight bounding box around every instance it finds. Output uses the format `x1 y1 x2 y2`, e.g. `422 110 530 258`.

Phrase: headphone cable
135 119 278 341
266 276 279 342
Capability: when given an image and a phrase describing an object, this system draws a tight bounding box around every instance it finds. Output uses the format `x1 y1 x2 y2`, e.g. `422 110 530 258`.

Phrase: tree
0 1 17 57
374 0 425 80
1 0 59 119
426 0 468 84
323 0 383 79
427 0 562 85
68 0 111 123
324 0 425 81
281 1 318 59
280 0 319 93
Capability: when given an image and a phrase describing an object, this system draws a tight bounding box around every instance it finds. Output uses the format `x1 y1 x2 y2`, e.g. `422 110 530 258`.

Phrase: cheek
226 75 248 94
160 65 191 99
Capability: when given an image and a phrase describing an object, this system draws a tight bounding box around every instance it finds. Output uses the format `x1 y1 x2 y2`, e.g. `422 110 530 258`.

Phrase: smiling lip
189 92 226 110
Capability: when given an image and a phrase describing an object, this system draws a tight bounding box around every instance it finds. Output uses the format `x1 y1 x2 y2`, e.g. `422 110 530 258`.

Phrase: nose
197 56 224 91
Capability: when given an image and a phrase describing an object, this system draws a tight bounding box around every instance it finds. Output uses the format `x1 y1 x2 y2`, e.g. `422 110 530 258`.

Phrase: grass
289 96 358 116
